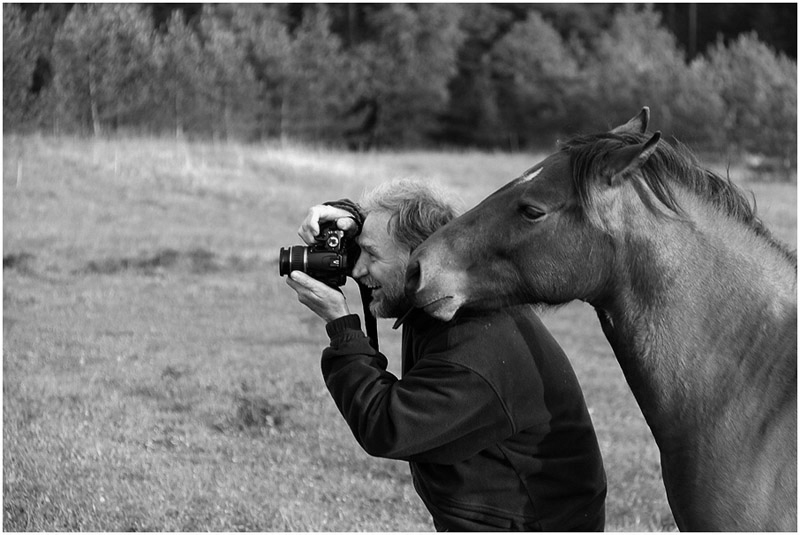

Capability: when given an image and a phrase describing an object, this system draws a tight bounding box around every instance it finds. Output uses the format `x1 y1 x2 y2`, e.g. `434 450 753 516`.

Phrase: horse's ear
610 106 650 135
606 132 661 186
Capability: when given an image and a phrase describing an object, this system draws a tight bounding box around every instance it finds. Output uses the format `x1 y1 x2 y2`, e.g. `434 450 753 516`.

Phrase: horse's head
405 108 661 321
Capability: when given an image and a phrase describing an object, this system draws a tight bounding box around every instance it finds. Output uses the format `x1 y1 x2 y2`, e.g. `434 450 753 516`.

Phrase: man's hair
360 178 459 251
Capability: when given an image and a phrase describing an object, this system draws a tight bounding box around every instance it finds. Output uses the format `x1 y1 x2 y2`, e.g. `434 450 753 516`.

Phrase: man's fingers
289 271 334 297
297 206 321 244
286 271 350 322
287 271 316 293
288 270 313 287
298 205 357 244
337 217 357 233
285 273 302 291
286 272 321 307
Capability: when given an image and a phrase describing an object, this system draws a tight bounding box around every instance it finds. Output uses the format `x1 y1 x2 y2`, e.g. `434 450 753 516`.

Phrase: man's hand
298 205 358 245
286 271 351 323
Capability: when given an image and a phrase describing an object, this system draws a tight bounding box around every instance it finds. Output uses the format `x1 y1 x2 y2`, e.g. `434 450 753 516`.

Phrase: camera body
279 223 355 287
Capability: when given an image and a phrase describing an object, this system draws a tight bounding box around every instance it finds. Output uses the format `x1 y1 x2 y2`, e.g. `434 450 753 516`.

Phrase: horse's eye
520 205 546 222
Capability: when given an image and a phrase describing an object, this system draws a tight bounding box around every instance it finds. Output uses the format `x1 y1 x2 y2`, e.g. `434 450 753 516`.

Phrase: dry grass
3 134 795 531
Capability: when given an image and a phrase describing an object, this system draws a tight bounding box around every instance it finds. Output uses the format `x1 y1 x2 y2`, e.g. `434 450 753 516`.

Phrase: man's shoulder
451 305 547 338
405 305 559 360
406 305 535 338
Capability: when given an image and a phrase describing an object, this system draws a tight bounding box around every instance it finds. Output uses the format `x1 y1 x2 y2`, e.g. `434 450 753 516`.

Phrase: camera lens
279 246 306 276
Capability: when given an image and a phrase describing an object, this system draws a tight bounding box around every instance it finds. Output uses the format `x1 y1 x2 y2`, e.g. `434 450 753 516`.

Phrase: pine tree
51 4 156 135
280 5 348 144
3 5 53 132
703 33 797 166
435 4 515 147
228 4 291 140
581 6 724 147
490 11 580 148
153 10 205 139
359 4 465 146
197 5 258 140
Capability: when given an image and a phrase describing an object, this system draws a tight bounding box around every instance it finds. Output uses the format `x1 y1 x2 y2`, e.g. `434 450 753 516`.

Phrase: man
286 179 606 531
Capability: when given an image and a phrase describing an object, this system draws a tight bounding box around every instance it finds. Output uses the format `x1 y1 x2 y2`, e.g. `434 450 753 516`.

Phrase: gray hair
359 178 459 251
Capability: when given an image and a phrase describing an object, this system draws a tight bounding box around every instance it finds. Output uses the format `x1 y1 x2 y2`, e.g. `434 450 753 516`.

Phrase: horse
404 108 797 531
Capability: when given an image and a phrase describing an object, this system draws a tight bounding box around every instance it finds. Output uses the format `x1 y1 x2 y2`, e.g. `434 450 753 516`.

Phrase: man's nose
350 255 367 279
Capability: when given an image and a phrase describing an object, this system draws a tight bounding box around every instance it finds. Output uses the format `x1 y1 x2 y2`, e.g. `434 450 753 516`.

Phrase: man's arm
321 316 524 464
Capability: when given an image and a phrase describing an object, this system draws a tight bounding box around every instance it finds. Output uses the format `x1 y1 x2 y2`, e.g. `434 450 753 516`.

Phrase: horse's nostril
405 259 422 296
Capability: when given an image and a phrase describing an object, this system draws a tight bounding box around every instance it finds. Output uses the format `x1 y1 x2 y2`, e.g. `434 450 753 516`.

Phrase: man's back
400 305 606 531
322 305 606 531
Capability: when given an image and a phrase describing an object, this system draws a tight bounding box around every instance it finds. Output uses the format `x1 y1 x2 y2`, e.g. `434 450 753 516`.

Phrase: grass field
3 134 796 531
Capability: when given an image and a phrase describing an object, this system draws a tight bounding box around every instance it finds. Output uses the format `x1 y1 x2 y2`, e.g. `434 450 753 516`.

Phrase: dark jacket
322 306 606 531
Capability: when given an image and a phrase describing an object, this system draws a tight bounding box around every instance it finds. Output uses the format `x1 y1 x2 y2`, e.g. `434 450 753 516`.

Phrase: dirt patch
208 394 294 436
78 248 261 276
233 395 292 431
3 252 36 273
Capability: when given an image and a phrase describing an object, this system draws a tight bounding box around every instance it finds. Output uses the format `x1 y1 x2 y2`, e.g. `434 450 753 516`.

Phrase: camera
279 223 356 287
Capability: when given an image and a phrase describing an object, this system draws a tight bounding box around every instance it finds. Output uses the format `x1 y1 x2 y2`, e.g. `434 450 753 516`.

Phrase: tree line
3 3 796 166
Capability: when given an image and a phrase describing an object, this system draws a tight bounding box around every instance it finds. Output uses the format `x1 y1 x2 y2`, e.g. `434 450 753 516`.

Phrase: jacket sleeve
321 315 517 464
322 198 365 235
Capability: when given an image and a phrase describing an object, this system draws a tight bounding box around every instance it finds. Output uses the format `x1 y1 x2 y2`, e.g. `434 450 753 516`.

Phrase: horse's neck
599 198 796 443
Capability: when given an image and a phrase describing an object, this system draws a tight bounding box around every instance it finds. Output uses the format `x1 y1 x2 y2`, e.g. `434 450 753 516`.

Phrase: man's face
351 210 412 318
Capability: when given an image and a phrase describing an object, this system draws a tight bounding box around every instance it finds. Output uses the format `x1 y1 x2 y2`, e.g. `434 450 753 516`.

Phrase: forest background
3 3 797 173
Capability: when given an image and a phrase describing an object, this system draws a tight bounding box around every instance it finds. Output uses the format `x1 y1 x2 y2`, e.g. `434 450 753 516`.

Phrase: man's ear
610 107 650 135
604 132 661 186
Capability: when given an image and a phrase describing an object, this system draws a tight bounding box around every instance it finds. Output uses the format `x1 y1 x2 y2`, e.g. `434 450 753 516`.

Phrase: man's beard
366 266 412 319
369 287 412 318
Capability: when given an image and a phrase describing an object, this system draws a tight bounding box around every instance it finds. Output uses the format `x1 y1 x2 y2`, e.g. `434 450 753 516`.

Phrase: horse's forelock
561 132 681 218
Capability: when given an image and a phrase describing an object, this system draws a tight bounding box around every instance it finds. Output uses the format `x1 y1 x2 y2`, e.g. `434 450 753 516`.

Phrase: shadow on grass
78 248 259 275
5 248 265 277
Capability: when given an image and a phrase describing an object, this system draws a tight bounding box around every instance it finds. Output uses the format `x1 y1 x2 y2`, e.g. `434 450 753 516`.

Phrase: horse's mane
560 132 796 264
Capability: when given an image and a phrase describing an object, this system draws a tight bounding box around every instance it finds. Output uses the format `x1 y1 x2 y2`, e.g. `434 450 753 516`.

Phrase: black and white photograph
3 3 797 531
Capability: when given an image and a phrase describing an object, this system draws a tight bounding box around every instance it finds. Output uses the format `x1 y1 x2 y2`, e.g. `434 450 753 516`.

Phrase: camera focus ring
289 246 307 273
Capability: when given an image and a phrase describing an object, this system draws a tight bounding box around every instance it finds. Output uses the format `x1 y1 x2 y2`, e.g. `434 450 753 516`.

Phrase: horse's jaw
416 294 463 322
405 251 470 321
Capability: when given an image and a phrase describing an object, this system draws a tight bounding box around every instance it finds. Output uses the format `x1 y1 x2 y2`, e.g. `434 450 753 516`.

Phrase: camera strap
357 282 380 352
